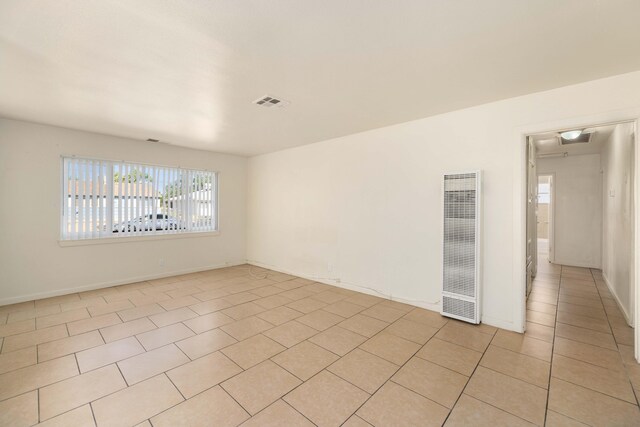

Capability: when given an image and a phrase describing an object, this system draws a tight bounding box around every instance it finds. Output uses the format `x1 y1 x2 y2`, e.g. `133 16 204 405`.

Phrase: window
537 182 550 204
61 157 217 240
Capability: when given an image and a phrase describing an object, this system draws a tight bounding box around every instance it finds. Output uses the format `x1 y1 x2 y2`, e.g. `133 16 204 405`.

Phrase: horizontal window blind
61 157 217 240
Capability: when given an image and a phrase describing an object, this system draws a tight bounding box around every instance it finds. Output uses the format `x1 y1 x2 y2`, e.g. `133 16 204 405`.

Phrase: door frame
514 113 640 362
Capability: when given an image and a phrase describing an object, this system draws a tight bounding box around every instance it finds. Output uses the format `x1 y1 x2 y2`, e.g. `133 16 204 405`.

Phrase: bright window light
61 157 217 240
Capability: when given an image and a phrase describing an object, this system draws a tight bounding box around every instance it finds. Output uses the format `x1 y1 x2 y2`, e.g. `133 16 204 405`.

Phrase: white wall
602 122 635 323
0 119 247 305
537 154 602 269
247 70 640 331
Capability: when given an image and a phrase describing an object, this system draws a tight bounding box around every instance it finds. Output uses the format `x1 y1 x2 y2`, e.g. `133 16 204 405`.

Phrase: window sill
58 230 220 247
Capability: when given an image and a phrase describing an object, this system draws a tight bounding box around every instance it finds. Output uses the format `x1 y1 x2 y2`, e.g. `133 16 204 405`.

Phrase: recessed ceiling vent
253 95 289 108
146 138 160 143
559 129 594 145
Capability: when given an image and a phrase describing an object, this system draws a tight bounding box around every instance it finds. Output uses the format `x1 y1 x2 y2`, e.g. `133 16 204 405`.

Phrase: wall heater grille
441 171 481 323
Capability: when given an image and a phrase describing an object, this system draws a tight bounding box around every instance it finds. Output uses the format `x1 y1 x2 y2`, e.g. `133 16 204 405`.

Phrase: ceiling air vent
253 95 289 108
146 138 160 143
559 129 593 145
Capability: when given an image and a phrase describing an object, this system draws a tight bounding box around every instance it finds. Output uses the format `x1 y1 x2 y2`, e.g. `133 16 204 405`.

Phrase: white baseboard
552 257 600 270
248 259 439 311
247 259 520 333
483 315 518 332
601 272 633 327
0 260 247 307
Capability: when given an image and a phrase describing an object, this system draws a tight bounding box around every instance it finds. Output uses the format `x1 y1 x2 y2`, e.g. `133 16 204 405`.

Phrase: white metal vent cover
253 95 290 108
441 171 482 324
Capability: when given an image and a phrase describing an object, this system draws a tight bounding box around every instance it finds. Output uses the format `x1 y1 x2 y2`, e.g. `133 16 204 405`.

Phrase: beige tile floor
0 262 638 426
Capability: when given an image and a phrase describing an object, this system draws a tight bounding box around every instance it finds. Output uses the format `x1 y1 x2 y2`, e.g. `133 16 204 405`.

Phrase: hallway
528 256 640 425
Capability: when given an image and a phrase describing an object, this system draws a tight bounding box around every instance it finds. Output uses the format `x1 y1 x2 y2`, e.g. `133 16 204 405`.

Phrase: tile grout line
440 326 502 426
162 371 187 402
34 388 100 425
260 308 449 424
590 267 640 408
341 313 452 424
4 330 225 406
542 262 561 427
89 401 98 427
0 288 358 379
478 341 550 365
549 373 638 406
72 352 81 376
131 330 296 423
0 306 417 409
589 268 620 344
553 327 618 350
217 380 255 420
548 265 640 422
464 260 560 425
553 349 627 373
280 398 319 426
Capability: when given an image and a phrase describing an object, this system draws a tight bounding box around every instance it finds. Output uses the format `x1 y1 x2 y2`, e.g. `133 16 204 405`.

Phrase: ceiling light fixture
560 130 582 140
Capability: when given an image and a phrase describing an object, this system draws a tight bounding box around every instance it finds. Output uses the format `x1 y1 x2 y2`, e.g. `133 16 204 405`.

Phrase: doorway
537 174 553 263
523 119 638 361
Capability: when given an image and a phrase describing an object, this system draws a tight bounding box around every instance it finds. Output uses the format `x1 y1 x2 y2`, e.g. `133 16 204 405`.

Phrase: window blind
61 157 217 240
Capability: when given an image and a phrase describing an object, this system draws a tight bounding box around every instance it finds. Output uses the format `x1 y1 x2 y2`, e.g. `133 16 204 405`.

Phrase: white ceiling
2 1 640 156
533 124 617 156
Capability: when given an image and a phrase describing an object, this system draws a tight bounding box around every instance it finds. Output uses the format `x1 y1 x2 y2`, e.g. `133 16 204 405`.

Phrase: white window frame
60 156 219 245
537 181 551 204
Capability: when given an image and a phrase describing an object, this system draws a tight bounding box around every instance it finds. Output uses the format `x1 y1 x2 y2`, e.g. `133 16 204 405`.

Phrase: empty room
1 1 640 426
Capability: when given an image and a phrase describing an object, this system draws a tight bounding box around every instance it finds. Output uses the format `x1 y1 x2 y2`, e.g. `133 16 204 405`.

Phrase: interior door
526 138 538 297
